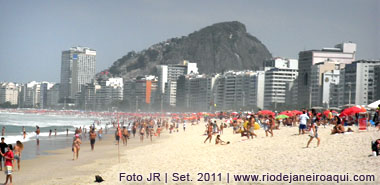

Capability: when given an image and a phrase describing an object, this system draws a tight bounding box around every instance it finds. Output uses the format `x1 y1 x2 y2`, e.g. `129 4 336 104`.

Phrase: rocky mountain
99 21 272 79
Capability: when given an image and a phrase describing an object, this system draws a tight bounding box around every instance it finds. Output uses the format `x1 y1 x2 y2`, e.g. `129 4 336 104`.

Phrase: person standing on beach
249 117 257 139
49 129 52 137
66 128 69 136
299 111 309 135
183 120 186 132
0 137 7 171
204 122 213 143
132 123 137 138
0 144 13 185
72 135 82 160
122 127 128 146
263 116 273 137
22 127 26 139
35 126 40 146
54 129 57 136
1 127 5 136
140 125 145 143
306 112 321 148
14 141 23 171
89 129 96 151
115 128 121 145
98 127 103 141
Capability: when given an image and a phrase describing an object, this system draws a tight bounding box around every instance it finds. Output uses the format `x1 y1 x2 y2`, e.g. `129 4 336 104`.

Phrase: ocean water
0 111 106 144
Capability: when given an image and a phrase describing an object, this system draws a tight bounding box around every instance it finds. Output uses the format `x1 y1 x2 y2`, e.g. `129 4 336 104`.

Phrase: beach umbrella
276 114 289 119
323 110 330 117
279 111 293 117
231 112 239 115
258 110 275 116
292 110 303 115
341 105 366 116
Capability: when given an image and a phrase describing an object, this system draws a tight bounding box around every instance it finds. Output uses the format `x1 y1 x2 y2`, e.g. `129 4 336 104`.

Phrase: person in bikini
140 125 145 143
204 121 213 143
14 141 23 171
249 117 258 139
72 134 82 160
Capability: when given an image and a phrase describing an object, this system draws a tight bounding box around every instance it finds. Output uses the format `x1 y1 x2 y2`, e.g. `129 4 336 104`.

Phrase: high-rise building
298 42 356 108
375 65 380 101
46 83 60 109
40 82 55 109
123 76 158 111
310 61 341 108
59 46 96 102
263 58 298 110
0 82 19 105
343 60 380 105
96 78 124 109
19 81 41 108
156 60 198 107
176 74 216 112
213 71 264 111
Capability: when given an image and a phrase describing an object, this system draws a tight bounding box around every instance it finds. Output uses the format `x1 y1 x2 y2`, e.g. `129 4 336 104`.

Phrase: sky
0 0 379 83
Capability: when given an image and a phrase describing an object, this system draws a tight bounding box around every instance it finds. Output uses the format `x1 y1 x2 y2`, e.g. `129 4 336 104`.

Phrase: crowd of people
0 104 379 184
0 137 24 185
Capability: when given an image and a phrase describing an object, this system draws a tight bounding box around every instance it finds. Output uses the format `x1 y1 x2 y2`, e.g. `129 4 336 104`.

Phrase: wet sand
0 129 168 185
1 122 380 185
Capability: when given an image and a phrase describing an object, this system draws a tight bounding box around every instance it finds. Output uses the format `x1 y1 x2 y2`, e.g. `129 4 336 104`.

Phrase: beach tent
367 100 380 109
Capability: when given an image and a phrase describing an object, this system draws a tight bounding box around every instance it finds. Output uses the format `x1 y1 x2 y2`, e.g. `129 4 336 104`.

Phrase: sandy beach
1 122 380 185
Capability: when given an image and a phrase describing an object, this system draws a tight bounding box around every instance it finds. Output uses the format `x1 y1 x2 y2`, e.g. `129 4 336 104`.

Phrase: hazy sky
0 0 378 83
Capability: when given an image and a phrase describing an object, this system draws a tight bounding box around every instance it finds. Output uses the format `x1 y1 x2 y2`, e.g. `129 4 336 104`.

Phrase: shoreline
0 127 171 185
1 122 379 184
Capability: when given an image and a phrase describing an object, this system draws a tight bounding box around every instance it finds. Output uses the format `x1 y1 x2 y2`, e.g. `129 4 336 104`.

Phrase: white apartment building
40 82 55 109
47 83 60 108
343 60 380 105
310 61 341 107
213 71 264 111
19 81 41 108
264 58 298 110
60 46 96 101
0 82 19 105
176 74 216 111
96 78 123 109
156 60 198 107
298 42 356 108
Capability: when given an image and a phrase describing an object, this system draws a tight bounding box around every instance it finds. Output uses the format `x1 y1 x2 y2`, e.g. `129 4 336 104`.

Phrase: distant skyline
0 0 379 83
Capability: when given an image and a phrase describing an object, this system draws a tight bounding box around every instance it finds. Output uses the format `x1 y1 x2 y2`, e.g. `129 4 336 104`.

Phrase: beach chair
358 118 367 131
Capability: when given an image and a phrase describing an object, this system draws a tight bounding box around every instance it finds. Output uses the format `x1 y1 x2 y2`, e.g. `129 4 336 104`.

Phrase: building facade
59 46 96 102
343 60 380 105
0 82 19 105
176 74 215 112
123 76 158 111
310 61 341 108
263 58 298 110
96 78 124 110
213 71 264 111
156 60 198 107
298 42 356 108
19 81 41 108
